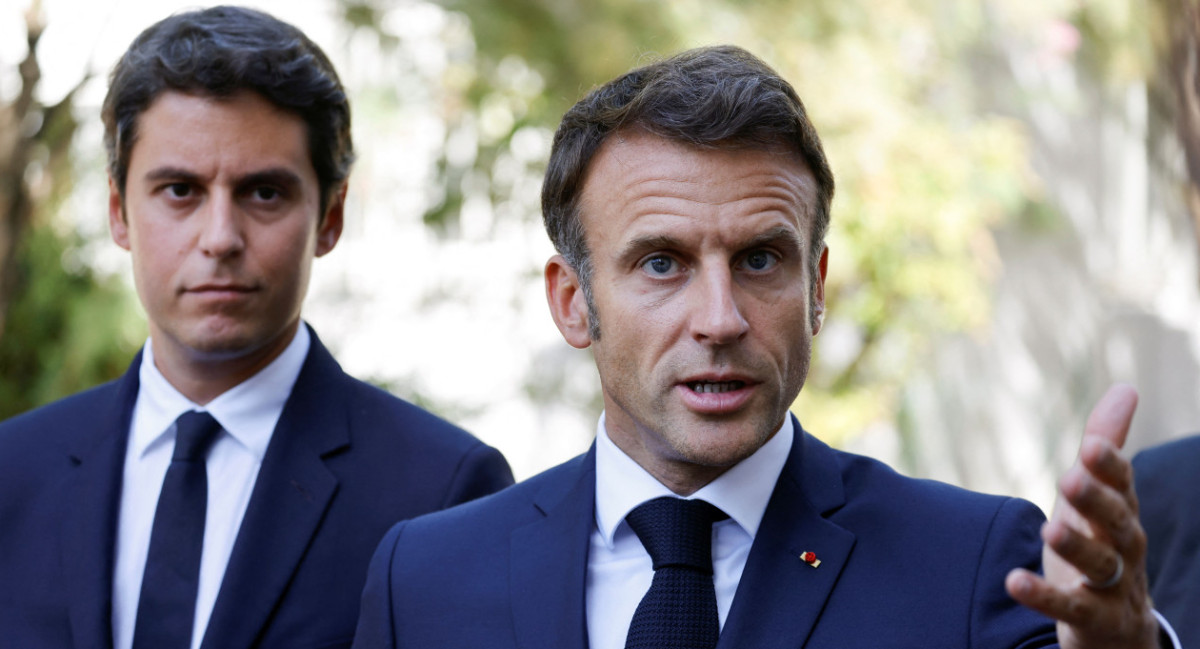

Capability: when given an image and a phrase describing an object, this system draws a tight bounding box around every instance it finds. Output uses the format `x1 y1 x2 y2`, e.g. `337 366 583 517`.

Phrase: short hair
102 5 354 212
541 45 835 338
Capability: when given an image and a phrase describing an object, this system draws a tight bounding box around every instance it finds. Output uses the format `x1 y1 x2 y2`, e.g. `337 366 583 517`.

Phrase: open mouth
687 380 746 394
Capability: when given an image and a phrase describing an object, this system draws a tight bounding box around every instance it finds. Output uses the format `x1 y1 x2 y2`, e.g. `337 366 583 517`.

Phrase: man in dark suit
354 46 1169 649
1134 435 1199 648
0 7 513 649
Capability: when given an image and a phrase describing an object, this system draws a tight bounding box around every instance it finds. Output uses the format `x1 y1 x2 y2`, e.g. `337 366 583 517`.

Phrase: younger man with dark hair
0 7 513 649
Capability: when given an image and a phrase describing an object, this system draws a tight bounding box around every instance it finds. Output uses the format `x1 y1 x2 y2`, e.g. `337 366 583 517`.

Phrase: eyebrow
618 234 684 266
617 225 806 267
143 166 202 184
742 225 805 254
141 166 304 191
236 168 304 191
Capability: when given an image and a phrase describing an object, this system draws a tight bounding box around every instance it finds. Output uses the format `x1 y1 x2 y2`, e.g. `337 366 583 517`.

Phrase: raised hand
1005 384 1158 649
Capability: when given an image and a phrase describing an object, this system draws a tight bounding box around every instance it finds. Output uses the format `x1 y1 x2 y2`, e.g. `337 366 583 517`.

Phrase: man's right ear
108 175 131 251
545 254 592 349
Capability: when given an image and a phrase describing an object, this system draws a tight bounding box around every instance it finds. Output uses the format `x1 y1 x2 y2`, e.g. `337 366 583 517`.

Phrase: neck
646 462 728 497
606 430 730 496
150 322 299 405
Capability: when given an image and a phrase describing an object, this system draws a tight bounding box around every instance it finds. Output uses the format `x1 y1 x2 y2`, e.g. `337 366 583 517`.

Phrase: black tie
133 411 223 649
624 497 728 649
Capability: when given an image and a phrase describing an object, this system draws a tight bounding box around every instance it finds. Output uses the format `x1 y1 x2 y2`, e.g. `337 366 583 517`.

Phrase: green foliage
0 224 143 420
0 8 140 421
1071 0 1157 82
395 0 1047 444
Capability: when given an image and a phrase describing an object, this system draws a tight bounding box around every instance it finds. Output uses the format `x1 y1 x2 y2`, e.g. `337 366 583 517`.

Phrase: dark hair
102 5 354 212
541 45 835 338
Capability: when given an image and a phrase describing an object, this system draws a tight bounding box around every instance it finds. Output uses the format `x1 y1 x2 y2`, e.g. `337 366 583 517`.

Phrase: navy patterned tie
624 496 728 649
133 411 223 649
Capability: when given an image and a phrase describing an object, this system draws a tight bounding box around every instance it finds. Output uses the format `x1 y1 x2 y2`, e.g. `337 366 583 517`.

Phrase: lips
677 374 756 414
183 282 259 302
687 380 746 394
185 280 257 292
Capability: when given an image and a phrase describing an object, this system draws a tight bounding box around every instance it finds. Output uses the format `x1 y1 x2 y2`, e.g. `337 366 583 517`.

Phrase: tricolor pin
800 551 820 568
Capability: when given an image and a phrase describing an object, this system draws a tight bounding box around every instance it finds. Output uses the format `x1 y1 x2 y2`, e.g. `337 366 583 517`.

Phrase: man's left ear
316 183 347 257
811 245 829 335
108 175 131 251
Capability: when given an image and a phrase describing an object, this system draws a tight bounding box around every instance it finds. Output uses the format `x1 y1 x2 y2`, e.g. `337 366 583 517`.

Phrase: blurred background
2 0 1198 512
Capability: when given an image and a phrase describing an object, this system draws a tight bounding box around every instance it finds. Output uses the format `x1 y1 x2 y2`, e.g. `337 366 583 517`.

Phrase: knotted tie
133 411 223 649
624 496 728 649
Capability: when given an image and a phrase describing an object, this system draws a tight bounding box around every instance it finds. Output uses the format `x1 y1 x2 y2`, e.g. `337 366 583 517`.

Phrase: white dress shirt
586 413 793 649
111 325 310 649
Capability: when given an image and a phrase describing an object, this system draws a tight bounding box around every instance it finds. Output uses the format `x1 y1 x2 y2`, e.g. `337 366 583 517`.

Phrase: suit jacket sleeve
353 523 407 649
971 498 1058 649
440 443 514 509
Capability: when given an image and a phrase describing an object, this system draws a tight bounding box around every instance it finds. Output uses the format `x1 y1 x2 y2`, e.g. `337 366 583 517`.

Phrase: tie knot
625 497 728 573
171 411 222 462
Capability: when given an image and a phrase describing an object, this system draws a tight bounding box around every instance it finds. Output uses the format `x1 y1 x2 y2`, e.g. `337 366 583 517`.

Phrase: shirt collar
132 324 311 461
593 412 794 549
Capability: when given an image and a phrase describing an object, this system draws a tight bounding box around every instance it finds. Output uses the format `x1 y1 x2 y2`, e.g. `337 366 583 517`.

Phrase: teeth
689 381 744 394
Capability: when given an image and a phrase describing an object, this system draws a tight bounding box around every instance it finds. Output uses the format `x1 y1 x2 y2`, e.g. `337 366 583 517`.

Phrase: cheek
128 226 184 283
749 296 811 361
256 221 316 267
131 209 189 251
259 227 320 298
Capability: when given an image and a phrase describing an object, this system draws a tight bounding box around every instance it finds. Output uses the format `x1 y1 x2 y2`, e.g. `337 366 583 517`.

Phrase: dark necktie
132 411 223 649
624 496 728 649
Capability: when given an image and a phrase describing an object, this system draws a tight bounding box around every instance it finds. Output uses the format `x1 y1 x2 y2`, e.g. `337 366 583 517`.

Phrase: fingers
1006 568 1095 627
1049 447 1145 596
1035 457 1150 642
1057 453 1141 551
1082 383 1137 449
1006 567 1157 649
1078 435 1134 498
1042 517 1127 588
1012 384 1157 649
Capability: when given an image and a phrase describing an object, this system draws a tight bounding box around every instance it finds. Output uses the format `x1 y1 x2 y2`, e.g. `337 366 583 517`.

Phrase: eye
166 183 192 199
251 186 281 201
740 250 779 272
641 255 678 277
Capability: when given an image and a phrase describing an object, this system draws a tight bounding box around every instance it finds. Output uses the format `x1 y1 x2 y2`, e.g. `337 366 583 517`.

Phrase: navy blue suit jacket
1134 435 1200 649
354 419 1057 648
0 327 514 649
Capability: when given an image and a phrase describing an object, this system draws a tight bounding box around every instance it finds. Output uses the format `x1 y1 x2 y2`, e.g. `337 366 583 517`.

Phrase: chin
179 325 272 359
676 433 768 469
186 339 264 361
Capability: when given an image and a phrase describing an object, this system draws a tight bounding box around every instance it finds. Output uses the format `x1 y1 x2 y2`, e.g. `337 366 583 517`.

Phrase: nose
197 192 245 258
690 265 749 345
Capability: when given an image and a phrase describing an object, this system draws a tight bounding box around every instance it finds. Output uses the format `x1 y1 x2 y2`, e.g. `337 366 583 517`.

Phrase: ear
810 245 829 336
315 182 346 257
108 175 131 251
545 255 592 349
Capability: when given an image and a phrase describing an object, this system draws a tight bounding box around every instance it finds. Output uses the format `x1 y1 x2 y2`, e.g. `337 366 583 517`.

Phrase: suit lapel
200 332 347 649
63 355 142 649
717 420 856 649
510 448 595 649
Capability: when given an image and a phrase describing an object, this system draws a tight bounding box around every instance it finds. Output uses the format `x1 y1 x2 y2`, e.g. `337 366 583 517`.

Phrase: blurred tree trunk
0 4 44 342
0 2 89 345
1165 0 1200 262
0 1 140 419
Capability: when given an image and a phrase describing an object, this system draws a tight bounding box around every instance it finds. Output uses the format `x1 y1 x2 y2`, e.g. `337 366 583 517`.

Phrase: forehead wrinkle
579 134 819 259
627 168 810 213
